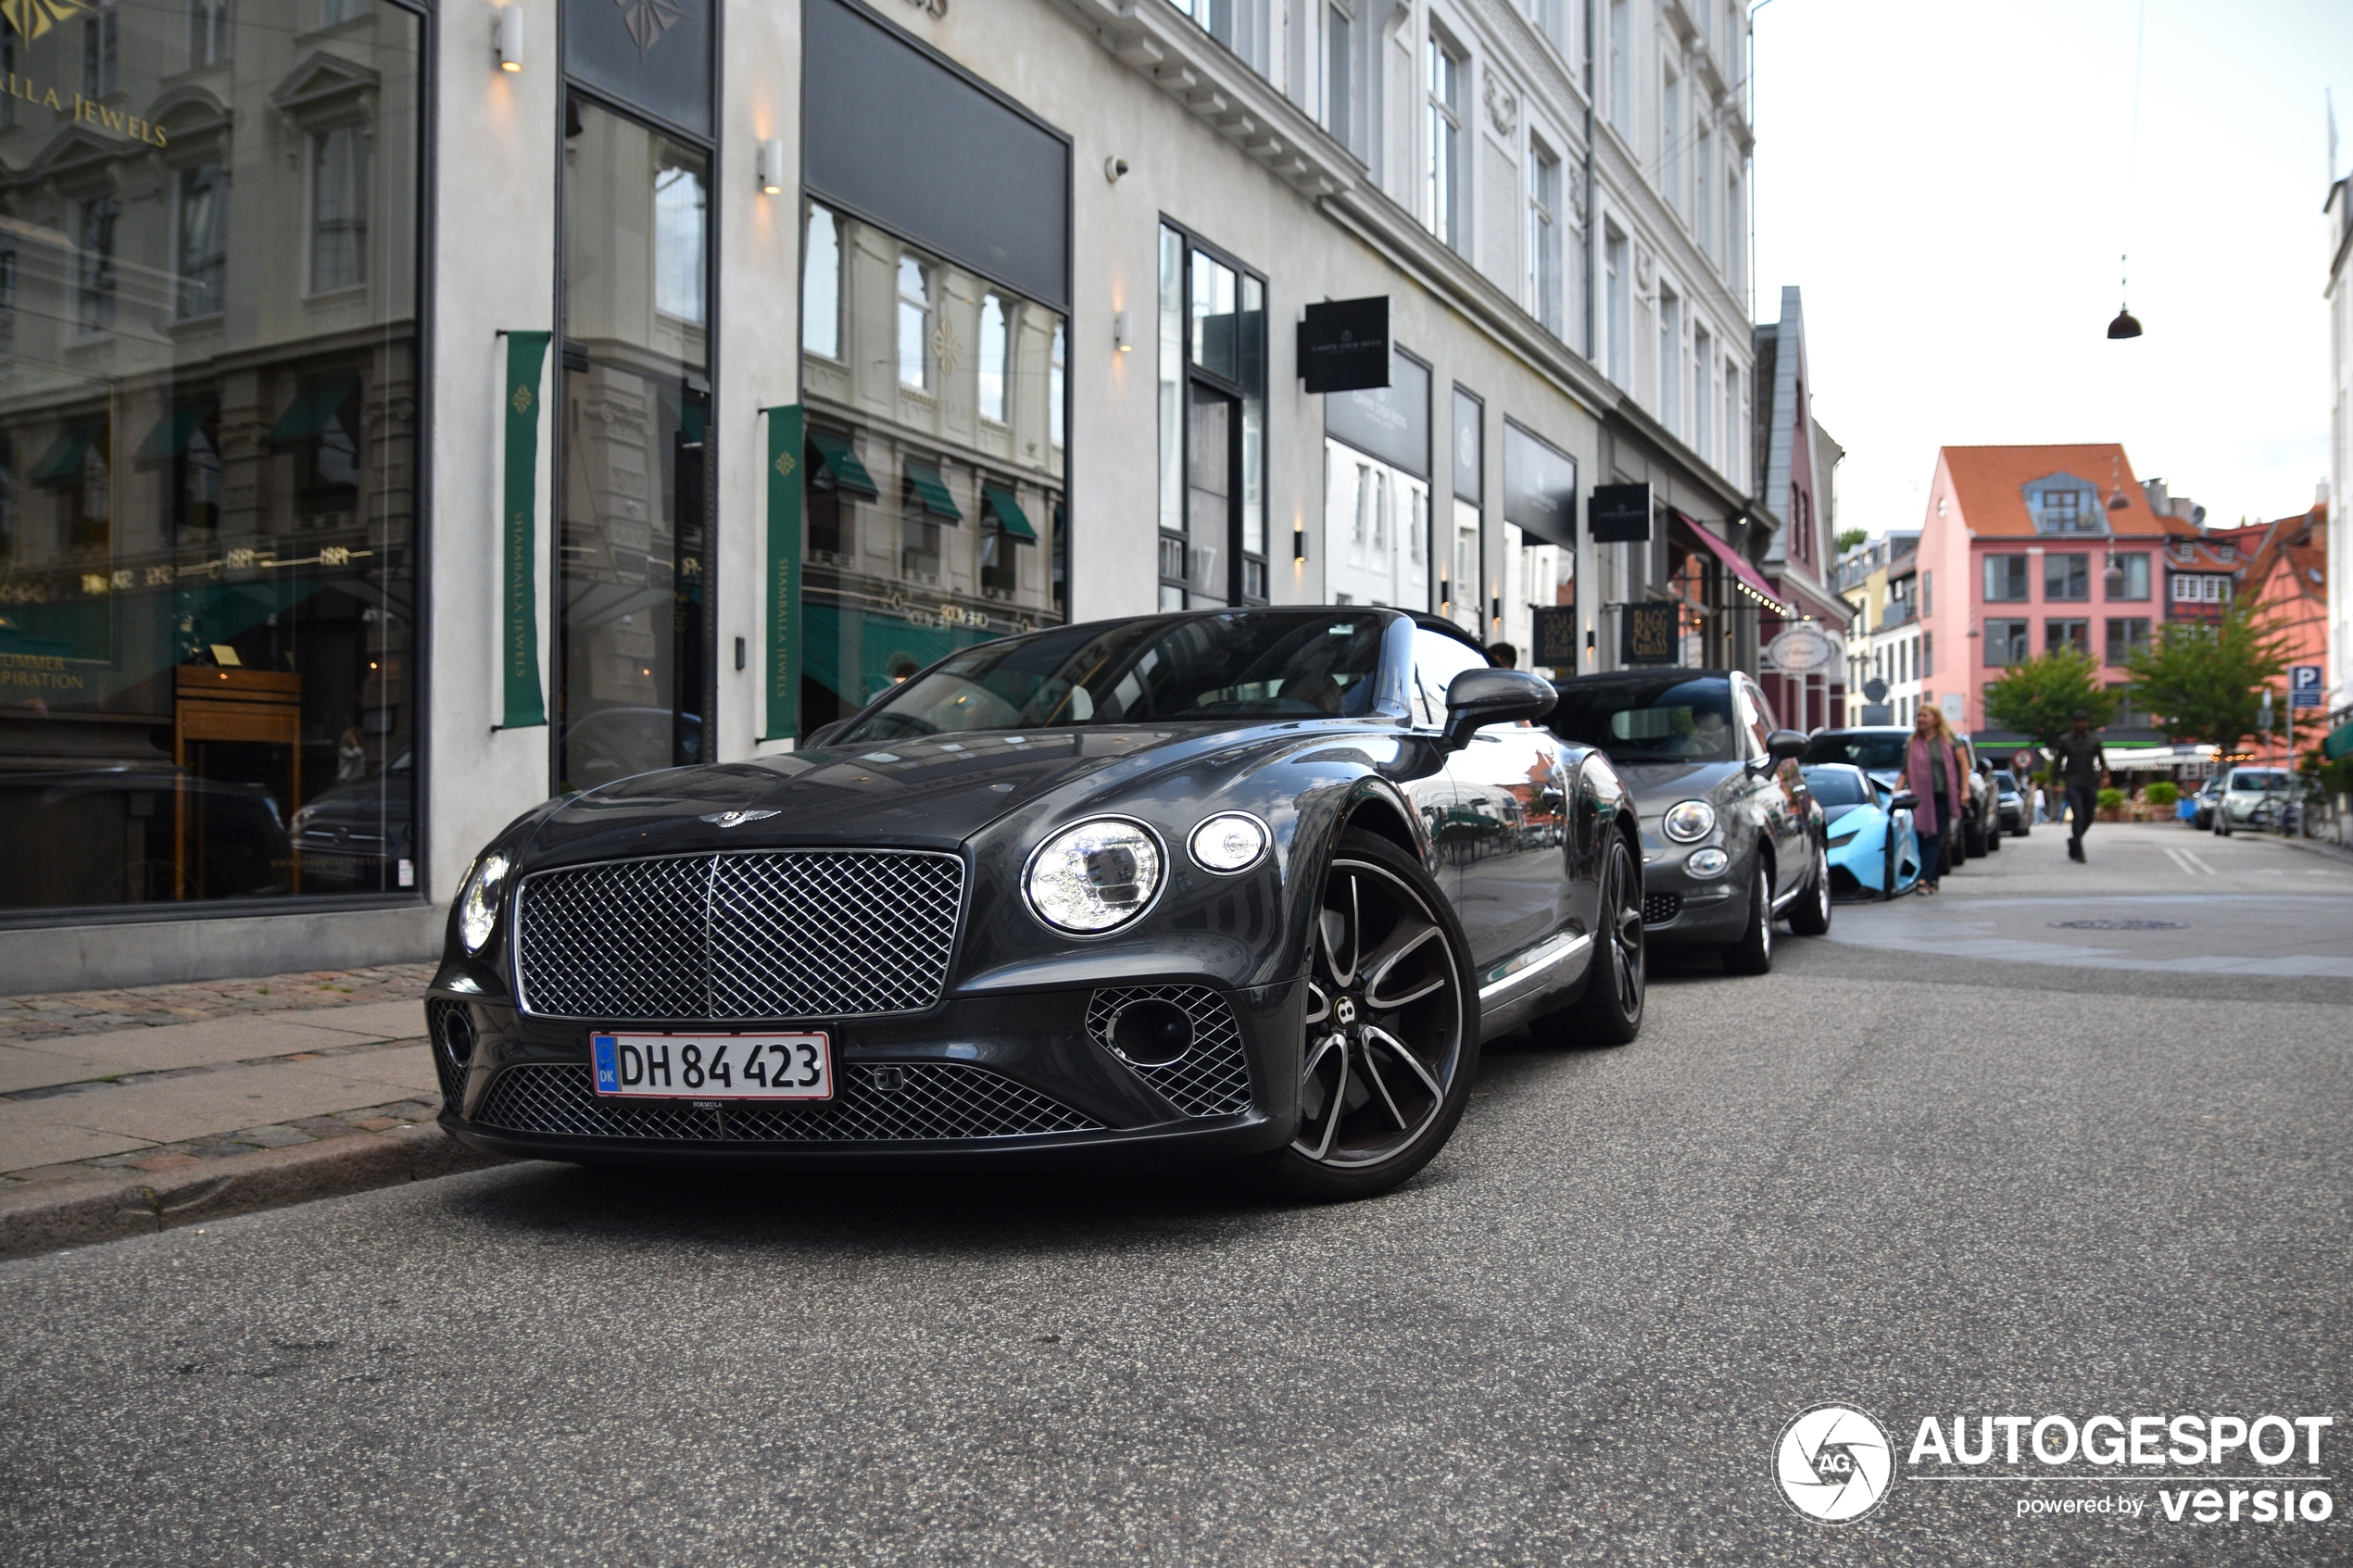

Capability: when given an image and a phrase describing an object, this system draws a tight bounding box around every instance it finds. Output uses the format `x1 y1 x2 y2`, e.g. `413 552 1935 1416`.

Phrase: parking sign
2291 665 2322 709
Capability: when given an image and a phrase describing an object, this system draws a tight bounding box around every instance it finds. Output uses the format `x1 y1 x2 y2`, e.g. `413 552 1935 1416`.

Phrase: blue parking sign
2291 665 2322 709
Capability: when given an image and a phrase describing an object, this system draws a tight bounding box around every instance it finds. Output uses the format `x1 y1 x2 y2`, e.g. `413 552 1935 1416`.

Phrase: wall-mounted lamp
1112 309 1133 352
494 6 524 72
1293 524 1307 561
756 138 786 195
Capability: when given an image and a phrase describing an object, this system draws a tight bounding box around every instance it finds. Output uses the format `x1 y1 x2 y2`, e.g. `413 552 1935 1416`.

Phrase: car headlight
458 852 511 953
291 805 317 835
1661 799 1717 843
1685 847 1730 877
1189 812 1269 874
1025 819 1163 933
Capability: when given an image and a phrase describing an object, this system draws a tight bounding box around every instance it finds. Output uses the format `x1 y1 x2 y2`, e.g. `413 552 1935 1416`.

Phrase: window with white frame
188 0 230 66
82 2 119 97
896 254 930 391
978 293 1011 423
1662 62 1683 218
1528 140 1561 335
1426 31 1465 252
1692 326 1711 460
1696 121 1715 258
1604 224 1628 385
309 123 370 293
1534 0 1569 59
175 162 227 320
802 203 841 359
1658 286 1680 434
1722 363 1741 484
1607 0 1630 136
1726 167 1743 292
1325 0 1353 148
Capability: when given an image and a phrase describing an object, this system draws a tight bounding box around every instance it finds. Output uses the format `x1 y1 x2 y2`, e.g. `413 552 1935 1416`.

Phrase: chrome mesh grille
426 1000 473 1108
1084 985 1253 1119
514 850 963 1021
473 1061 1101 1143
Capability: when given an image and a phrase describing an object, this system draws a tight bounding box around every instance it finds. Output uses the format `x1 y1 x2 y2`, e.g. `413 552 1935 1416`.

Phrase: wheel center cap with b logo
1333 997 1358 1027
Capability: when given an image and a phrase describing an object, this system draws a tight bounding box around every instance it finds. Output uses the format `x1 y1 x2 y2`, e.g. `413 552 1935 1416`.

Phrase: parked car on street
1992 769 2028 836
431 609 1646 1201
1801 726 1995 863
2215 767 2296 836
1547 669 1830 973
2187 775 2224 830
1801 763 1921 899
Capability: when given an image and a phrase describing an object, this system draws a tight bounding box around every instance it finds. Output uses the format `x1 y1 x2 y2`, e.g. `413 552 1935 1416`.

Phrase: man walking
2050 709 2107 863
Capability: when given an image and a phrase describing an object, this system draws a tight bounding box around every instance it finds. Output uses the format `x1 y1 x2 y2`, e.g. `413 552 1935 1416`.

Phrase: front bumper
1637 845 1748 946
429 978 1302 1169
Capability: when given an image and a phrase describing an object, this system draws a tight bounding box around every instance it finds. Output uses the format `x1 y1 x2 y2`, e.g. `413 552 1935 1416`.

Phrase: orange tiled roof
1939 444 2198 539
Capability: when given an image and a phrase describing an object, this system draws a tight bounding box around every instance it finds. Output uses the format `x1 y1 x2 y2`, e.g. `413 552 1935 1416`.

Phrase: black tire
1964 811 1989 857
1788 837 1832 936
1250 831 1479 1202
1566 831 1645 1044
1984 811 2003 852
1720 856 1774 975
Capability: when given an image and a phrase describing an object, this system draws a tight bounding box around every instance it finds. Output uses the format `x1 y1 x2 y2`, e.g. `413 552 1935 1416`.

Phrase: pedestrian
2049 709 2108 863
1906 703 1965 893
1488 642 1518 669
2031 781 2048 824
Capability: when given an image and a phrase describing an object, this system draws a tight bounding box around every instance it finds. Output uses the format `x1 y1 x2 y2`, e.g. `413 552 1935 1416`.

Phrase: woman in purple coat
1906 705 1967 893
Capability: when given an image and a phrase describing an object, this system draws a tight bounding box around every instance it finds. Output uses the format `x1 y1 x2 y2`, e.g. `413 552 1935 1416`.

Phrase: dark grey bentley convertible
430 608 1644 1199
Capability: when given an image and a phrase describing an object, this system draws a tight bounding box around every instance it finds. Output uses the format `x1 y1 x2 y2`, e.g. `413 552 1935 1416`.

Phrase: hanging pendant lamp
2108 252 2143 339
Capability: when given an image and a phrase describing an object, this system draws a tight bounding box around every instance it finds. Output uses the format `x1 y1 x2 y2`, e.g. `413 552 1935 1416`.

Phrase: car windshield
1995 774 2020 797
1548 677 1737 761
831 611 1391 741
1802 768 1873 807
1801 732 1908 771
2230 770 2291 792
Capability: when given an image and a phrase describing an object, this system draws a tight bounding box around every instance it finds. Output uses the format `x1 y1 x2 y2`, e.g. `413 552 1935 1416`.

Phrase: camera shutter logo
1774 1403 1895 1524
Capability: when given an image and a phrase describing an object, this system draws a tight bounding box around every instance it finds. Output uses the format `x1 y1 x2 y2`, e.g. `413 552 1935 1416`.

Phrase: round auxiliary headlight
1662 799 1718 843
1189 812 1270 874
458 852 511 954
1026 820 1164 934
1686 847 1730 877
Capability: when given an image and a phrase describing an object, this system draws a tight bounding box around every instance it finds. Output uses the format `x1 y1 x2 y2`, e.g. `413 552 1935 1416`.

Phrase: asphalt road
5 822 2349 1565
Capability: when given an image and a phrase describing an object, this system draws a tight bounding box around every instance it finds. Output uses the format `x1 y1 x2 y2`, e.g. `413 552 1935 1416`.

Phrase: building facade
0 0 1775 984
2328 176 2350 718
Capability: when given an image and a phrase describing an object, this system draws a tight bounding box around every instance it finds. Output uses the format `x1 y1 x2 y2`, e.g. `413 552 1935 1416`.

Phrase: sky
1750 0 2350 540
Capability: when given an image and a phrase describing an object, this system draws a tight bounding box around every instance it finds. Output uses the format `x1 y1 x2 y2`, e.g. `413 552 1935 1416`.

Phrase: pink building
1914 445 2199 745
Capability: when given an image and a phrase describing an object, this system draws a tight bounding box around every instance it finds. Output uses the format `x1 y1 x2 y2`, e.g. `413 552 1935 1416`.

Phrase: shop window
1158 222 1266 608
1983 553 2029 602
803 204 841 360
0 0 422 913
308 125 369 293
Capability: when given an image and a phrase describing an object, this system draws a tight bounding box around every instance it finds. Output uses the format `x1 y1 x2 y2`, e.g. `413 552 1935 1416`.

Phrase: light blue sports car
1801 763 1920 900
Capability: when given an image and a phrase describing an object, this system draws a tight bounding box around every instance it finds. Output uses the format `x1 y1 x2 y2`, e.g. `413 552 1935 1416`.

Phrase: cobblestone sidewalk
0 962 436 1047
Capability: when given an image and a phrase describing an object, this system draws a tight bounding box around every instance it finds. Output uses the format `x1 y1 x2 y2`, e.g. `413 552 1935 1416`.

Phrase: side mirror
1440 668 1557 751
1760 729 1807 768
1891 790 1919 810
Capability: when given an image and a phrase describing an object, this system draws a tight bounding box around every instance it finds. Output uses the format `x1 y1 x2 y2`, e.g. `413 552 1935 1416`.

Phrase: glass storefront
1156 223 1265 611
0 0 422 912
796 202 1066 733
555 95 710 792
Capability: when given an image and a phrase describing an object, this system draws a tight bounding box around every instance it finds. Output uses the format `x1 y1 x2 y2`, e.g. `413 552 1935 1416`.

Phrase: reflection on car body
430 609 1648 1201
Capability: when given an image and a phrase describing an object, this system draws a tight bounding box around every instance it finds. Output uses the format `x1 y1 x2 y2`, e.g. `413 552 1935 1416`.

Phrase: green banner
763 404 805 742
499 331 551 729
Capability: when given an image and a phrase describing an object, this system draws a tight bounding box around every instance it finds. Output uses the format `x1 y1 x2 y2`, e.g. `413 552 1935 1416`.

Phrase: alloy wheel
1597 838 1644 1018
1293 856 1467 1169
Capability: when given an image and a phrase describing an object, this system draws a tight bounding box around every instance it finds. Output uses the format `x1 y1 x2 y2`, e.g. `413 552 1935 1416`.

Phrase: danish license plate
590 1033 832 1101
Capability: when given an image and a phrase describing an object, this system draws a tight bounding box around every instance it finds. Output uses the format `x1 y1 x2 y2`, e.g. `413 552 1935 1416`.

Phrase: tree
2125 600 2287 756
1982 648 2115 749
1835 528 1869 554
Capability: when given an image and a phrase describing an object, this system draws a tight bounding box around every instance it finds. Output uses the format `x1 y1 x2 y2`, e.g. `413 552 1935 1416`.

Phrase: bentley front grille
1083 985 1253 1119
513 850 964 1022
473 1061 1101 1143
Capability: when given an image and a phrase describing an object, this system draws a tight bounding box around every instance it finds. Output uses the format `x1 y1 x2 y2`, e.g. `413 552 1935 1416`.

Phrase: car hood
1608 758 1747 809
514 725 1319 868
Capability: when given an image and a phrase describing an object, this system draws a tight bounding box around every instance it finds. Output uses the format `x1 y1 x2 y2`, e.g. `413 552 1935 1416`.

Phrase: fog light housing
1107 998 1192 1065
1686 847 1730 877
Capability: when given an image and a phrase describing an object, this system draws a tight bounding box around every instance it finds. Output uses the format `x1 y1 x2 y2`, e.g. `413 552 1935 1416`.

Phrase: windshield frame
1546 674 1743 764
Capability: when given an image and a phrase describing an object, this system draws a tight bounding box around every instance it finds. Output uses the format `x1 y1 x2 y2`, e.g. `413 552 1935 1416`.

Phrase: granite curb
0 1123 514 1261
